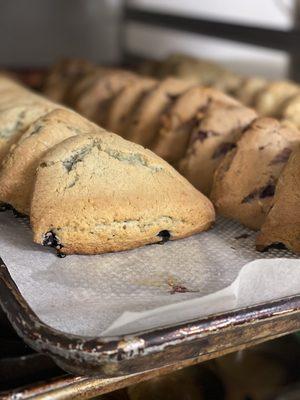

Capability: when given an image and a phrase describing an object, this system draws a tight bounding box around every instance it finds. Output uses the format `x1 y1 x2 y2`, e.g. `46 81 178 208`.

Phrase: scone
43 58 96 103
105 77 157 135
280 93 300 129
125 78 192 147
158 54 226 83
256 146 300 253
0 102 57 162
31 133 215 255
178 99 257 195
234 77 267 106
151 86 243 165
138 59 162 77
211 118 300 230
73 70 138 126
0 109 101 214
254 80 300 117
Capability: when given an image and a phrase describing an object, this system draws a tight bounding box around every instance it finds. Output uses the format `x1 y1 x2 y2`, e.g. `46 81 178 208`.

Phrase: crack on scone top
28 124 43 136
99 146 163 172
66 126 84 135
0 110 26 139
62 143 94 172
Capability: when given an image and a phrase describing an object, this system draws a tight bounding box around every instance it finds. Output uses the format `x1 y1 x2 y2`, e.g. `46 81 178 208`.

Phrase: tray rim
1 256 300 377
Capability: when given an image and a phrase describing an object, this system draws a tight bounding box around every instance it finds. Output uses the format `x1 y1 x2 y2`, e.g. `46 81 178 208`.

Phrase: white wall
126 0 294 78
129 0 295 29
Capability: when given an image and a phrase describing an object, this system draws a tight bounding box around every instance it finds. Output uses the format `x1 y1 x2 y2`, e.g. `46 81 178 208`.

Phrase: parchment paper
0 211 299 337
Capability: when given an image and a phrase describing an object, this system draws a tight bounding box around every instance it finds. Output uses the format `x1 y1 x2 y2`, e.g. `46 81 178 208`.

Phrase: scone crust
256 146 300 253
0 109 101 214
151 86 242 165
31 133 215 254
211 117 300 230
125 78 192 147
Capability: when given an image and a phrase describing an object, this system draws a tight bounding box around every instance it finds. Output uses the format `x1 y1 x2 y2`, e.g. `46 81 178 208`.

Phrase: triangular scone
74 70 138 125
125 78 192 147
0 102 57 162
256 146 300 253
211 118 300 230
151 86 246 165
254 81 300 117
280 93 300 129
105 78 157 135
0 109 101 214
31 133 215 255
43 58 96 103
234 76 267 106
178 98 257 195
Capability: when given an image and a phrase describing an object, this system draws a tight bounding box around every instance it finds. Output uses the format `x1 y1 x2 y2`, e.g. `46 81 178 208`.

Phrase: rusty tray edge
1 257 300 377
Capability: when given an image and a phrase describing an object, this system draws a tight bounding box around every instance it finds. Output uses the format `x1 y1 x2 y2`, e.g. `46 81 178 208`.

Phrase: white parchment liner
0 212 299 337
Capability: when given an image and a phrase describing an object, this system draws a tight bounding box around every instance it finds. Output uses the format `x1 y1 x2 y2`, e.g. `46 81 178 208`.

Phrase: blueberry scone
234 76 267 106
254 80 300 117
0 109 101 214
177 99 257 195
31 133 215 255
0 102 57 162
105 77 157 135
151 86 243 166
256 146 300 253
73 70 138 126
43 58 96 103
125 78 192 147
211 118 300 230
280 93 300 129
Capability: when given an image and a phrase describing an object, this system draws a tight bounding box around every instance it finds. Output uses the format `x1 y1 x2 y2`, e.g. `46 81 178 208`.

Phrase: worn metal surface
1 256 300 381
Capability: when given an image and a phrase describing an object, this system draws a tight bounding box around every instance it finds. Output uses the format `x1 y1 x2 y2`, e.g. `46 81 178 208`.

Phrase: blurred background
0 0 296 78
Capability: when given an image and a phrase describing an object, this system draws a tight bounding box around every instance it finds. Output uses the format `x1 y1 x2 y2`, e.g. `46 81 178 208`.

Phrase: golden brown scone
73 70 138 126
151 86 242 166
31 133 215 255
105 77 157 135
256 145 300 253
280 93 300 129
254 80 300 117
234 76 267 106
0 109 101 214
138 59 162 77
211 118 300 230
177 99 257 195
125 78 192 147
157 53 241 94
0 102 57 163
43 58 96 103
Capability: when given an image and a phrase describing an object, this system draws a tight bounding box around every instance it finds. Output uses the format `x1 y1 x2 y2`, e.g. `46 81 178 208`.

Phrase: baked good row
42 59 300 254
139 54 300 128
0 74 215 255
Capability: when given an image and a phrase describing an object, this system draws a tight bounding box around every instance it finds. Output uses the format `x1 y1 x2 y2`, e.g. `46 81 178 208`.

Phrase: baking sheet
0 211 299 337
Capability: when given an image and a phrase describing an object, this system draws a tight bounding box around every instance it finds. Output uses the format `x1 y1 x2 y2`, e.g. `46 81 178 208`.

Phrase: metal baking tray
1 254 300 378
